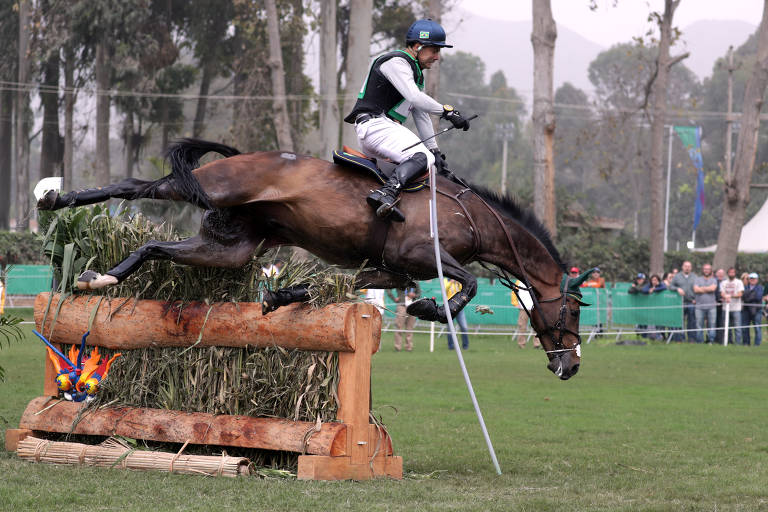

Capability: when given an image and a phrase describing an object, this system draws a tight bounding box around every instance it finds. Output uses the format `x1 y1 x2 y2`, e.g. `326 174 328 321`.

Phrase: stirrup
376 202 405 222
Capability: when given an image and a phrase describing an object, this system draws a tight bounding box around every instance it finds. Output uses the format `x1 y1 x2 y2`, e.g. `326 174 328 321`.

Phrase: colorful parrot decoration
33 330 121 402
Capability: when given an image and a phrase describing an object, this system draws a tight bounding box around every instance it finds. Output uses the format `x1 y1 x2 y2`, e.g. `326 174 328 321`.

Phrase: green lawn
1 324 767 511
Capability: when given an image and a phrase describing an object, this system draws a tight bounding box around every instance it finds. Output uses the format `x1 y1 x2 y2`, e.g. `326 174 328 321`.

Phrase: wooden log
34 293 381 353
297 454 403 480
18 396 353 456
4 428 33 452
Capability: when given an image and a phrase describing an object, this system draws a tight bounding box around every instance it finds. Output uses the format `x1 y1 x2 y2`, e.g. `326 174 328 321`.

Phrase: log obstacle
5 292 403 480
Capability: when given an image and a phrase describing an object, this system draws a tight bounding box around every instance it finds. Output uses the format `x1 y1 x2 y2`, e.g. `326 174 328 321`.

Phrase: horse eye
570 310 579 318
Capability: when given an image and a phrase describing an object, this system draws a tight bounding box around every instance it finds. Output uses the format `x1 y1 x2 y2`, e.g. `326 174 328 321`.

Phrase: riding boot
366 152 428 222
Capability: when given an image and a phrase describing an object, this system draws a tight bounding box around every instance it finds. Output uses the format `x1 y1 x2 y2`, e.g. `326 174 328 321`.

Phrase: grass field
1 316 767 511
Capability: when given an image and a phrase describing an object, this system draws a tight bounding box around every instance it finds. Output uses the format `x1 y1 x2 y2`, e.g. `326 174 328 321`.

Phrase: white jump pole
723 302 730 346
427 163 502 476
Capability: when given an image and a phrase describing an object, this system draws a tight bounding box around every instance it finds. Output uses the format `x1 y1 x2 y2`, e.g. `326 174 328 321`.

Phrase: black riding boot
366 152 428 222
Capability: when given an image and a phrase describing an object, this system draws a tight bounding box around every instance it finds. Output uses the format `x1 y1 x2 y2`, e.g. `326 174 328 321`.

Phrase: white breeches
354 116 435 168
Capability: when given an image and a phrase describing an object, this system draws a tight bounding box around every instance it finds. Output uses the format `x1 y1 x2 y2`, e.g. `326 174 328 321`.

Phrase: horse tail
161 138 243 210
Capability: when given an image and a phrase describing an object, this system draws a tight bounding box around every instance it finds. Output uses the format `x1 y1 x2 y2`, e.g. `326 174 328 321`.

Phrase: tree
714 0 768 269
645 0 688 275
531 0 557 237
15 0 32 230
0 0 18 229
265 0 294 151
341 0 373 149
38 0 65 183
318 0 339 156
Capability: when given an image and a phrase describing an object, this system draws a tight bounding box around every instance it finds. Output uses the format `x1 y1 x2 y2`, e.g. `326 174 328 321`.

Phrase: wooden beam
4 428 33 452
297 454 403 480
18 396 348 455
34 293 381 353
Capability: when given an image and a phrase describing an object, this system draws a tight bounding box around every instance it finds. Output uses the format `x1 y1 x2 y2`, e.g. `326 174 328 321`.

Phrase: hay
17 436 250 477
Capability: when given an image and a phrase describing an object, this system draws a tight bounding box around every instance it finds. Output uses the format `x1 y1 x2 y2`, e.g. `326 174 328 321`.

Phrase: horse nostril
572 364 580 375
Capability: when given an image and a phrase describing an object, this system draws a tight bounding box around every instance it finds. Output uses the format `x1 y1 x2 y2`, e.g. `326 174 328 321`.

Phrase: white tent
698 197 768 253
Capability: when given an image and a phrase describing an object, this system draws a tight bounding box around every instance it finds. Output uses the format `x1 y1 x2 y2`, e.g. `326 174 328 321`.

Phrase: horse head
528 268 593 380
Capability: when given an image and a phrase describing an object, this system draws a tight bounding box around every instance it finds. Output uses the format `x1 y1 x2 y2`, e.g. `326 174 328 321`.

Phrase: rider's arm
413 110 438 150
379 57 444 115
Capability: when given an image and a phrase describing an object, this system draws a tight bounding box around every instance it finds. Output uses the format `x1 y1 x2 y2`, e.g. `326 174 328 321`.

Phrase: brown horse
38 139 589 379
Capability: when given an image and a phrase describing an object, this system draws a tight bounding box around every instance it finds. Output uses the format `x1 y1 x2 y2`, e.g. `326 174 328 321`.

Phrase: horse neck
480 216 563 296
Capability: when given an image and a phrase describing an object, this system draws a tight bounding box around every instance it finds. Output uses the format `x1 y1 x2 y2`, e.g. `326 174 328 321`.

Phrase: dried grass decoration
17 436 250 477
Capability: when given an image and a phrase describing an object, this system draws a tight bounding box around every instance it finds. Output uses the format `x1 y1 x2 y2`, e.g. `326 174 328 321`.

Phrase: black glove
431 148 445 173
441 105 470 131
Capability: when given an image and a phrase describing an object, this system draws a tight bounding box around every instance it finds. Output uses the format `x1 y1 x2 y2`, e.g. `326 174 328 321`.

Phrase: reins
438 179 581 355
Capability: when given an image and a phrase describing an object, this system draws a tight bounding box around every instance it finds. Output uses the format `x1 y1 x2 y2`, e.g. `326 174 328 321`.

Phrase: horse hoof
37 189 60 211
77 270 118 290
406 298 439 321
262 290 279 315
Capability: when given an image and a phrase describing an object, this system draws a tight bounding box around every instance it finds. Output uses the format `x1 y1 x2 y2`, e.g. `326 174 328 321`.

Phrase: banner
674 126 705 230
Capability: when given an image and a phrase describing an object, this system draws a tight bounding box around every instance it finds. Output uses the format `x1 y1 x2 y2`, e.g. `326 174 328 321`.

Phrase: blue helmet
405 19 453 48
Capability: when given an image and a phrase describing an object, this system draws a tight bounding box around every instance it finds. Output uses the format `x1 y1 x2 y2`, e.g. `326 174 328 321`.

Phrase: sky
455 0 763 47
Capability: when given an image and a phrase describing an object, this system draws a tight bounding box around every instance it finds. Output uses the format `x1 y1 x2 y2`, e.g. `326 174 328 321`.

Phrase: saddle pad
332 150 427 192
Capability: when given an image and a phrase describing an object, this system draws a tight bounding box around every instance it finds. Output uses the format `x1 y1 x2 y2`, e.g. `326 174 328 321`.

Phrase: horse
37 138 590 380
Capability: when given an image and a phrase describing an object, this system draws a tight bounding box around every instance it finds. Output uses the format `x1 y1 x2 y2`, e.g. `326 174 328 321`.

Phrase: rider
343 18 471 222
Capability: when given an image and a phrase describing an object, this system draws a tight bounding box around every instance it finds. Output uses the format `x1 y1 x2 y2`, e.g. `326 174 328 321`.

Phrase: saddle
332 146 428 192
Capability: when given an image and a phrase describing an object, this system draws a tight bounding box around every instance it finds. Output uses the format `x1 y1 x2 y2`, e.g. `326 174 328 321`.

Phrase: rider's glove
441 105 470 131
431 148 445 173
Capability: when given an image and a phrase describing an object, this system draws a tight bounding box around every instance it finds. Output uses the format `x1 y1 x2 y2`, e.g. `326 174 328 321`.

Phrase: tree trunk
124 112 135 180
39 48 62 181
647 0 684 275
319 0 339 156
0 89 12 230
63 44 75 191
15 0 31 231
264 0 294 152
95 41 111 186
714 0 768 270
531 0 557 237
341 0 373 149
192 61 212 138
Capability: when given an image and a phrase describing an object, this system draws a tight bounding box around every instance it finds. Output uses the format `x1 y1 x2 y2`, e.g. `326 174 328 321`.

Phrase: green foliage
0 231 45 266
558 225 651 282
0 315 23 382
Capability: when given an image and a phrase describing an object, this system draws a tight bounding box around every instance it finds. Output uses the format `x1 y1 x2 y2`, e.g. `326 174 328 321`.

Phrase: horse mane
468 182 566 271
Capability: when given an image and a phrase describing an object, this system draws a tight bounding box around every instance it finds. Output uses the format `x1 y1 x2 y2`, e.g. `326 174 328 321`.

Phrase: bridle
507 277 583 355
467 190 582 356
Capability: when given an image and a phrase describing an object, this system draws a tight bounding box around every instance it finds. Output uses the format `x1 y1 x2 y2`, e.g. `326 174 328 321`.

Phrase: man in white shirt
344 18 471 222
721 267 745 344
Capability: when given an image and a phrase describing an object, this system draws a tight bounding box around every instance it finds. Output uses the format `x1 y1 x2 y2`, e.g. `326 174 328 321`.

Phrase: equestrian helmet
406 19 453 48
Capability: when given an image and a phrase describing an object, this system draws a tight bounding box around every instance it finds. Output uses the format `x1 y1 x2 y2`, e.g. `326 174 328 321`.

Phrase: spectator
444 279 469 350
669 261 697 342
714 268 726 344
721 267 744 345
642 274 667 294
742 273 763 347
740 272 750 288
582 268 605 288
641 274 667 340
628 273 648 337
693 263 718 344
261 259 284 278
662 272 673 288
386 284 421 352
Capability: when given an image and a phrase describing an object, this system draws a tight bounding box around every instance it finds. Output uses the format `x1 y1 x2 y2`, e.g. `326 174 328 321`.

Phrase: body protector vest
344 50 424 124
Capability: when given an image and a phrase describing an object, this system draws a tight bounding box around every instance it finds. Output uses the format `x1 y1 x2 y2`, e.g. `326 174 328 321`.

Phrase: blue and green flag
674 126 705 230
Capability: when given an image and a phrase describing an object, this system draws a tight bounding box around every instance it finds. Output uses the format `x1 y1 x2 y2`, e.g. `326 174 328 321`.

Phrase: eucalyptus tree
0 0 18 229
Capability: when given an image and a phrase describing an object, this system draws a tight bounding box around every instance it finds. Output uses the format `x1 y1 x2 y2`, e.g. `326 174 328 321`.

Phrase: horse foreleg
406 247 477 324
38 178 182 211
77 234 258 290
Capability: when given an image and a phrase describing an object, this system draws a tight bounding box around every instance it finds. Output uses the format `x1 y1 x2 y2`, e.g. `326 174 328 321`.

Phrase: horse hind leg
37 178 184 211
78 231 259 290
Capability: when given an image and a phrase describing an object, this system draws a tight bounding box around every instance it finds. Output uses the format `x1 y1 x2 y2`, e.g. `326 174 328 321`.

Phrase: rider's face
416 46 441 69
